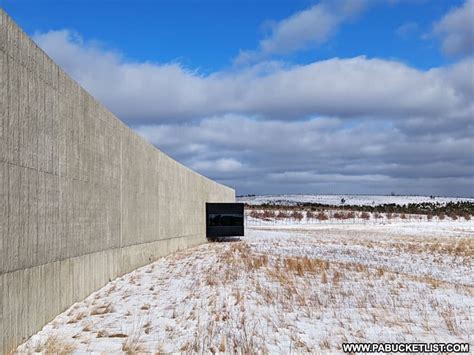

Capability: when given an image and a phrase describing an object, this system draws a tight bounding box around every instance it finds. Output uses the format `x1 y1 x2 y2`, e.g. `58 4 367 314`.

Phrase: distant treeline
245 201 474 218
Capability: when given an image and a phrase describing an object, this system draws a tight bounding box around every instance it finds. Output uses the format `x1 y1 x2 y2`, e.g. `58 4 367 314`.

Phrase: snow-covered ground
238 194 474 206
17 220 473 354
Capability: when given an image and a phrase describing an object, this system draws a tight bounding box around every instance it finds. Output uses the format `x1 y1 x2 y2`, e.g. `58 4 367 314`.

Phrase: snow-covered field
17 220 473 354
238 194 474 206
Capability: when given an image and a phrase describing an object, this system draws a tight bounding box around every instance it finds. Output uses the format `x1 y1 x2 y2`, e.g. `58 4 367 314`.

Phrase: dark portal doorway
206 203 244 240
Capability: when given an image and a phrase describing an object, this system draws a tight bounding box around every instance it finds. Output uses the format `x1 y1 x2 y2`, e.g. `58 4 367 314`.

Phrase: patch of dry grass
16 224 473 354
438 305 460 335
122 318 146 354
243 254 268 271
29 336 75 355
283 256 329 276
90 302 114 316
66 312 86 324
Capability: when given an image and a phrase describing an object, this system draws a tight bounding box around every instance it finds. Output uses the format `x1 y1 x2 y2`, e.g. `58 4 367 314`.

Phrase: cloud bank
34 30 473 124
32 1 474 197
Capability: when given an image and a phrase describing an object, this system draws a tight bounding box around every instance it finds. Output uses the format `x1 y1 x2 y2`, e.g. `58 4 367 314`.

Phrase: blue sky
3 0 463 70
2 0 473 196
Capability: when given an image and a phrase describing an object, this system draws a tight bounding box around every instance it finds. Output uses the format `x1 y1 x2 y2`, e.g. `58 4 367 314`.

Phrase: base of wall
1 234 206 354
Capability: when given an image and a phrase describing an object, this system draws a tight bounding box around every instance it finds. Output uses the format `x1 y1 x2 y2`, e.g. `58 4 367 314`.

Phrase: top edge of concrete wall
0 7 234 195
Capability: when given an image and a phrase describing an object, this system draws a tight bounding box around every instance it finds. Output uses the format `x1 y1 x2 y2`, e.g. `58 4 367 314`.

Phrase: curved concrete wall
0 10 234 353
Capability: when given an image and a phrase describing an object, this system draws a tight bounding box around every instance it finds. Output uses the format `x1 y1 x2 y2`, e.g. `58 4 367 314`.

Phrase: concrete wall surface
0 9 235 353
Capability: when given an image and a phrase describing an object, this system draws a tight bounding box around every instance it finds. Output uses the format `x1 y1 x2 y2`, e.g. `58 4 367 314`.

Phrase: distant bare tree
263 210 276 219
276 211 289 219
250 210 261 219
317 212 328 221
333 212 343 220
360 212 370 220
292 211 304 222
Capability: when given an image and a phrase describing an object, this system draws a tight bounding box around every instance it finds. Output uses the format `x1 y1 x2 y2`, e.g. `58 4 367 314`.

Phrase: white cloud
33 30 473 125
235 0 368 64
434 0 474 57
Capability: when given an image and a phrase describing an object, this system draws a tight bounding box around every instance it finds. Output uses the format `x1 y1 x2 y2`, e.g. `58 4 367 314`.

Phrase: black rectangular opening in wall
206 203 244 240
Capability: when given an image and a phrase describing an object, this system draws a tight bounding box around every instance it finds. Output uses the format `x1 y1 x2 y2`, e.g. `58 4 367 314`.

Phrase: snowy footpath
16 220 473 353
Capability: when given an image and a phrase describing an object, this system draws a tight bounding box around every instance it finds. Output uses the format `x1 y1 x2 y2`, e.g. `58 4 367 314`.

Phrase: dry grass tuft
206 273 219 286
321 271 328 284
91 303 114 316
122 319 146 354
232 242 251 255
320 339 331 350
32 336 76 355
66 312 86 324
234 289 243 305
219 336 226 352
453 239 474 257
439 306 459 335
122 341 147 354
353 263 368 273
106 284 117 294
377 267 385 277
283 256 329 276
109 333 128 338
154 343 167 355
243 254 268 271
96 330 107 338
143 320 153 335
